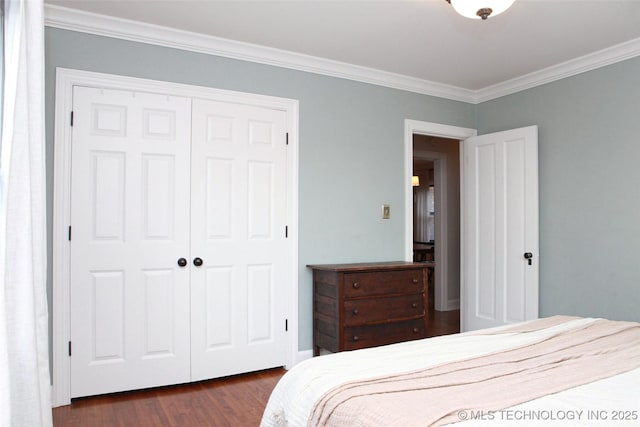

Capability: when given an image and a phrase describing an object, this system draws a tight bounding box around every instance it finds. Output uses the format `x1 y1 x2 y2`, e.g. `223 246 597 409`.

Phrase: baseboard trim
295 350 313 366
446 299 460 311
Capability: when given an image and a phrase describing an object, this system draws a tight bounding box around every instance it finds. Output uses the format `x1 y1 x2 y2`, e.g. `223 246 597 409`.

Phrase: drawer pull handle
352 308 359 315
353 335 360 342
411 302 417 308
412 278 419 284
352 282 360 289
412 327 420 333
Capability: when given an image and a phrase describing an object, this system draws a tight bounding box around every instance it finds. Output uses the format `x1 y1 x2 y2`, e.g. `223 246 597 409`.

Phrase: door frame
52 68 300 406
403 120 476 326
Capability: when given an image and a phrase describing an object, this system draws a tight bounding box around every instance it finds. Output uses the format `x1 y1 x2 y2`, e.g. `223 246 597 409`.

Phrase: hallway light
412 176 421 187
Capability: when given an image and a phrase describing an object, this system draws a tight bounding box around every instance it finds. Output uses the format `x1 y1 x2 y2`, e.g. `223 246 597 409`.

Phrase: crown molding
44 4 640 105
43 4 476 103
475 37 640 103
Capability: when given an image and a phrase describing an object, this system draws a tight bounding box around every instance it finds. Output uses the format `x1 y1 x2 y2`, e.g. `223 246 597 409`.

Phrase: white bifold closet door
69 87 288 398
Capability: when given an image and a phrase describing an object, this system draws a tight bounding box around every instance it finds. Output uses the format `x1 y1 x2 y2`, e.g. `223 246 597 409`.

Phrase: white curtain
0 0 53 426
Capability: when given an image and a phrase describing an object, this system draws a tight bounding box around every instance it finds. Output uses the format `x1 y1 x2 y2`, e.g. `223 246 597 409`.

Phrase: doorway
413 136 461 313
405 120 539 333
403 120 477 330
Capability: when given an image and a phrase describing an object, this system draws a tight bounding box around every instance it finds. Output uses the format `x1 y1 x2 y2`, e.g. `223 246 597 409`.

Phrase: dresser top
307 261 434 272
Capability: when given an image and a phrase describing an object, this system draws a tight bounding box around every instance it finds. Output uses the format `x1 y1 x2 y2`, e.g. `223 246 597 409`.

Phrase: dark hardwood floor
53 311 460 427
53 369 285 427
427 308 460 337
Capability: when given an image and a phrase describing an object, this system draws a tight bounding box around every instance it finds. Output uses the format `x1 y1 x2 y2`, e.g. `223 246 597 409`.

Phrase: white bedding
261 317 640 426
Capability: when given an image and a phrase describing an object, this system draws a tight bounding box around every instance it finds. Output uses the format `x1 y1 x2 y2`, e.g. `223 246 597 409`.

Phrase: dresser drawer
343 294 424 326
342 319 426 351
310 262 430 356
343 270 423 298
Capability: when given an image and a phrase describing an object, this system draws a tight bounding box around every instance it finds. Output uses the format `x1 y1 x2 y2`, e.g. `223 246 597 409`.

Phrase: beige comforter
308 317 640 427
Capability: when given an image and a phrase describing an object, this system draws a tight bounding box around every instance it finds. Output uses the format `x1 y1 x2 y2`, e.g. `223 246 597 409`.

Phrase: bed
261 316 640 426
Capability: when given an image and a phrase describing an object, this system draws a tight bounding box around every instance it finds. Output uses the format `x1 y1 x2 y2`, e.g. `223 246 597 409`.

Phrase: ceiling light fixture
445 0 515 20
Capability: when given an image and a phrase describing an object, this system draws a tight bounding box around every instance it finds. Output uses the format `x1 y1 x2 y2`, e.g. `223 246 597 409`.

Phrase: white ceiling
45 0 640 96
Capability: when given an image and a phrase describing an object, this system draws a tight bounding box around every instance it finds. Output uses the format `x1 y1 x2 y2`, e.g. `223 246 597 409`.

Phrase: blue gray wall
46 27 640 355
45 28 476 351
477 57 640 322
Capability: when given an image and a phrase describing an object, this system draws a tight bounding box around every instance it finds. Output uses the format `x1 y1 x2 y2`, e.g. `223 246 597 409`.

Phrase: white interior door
189 98 289 381
70 87 192 397
462 125 539 331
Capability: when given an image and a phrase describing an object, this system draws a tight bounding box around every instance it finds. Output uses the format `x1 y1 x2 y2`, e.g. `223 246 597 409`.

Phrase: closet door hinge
70 111 74 127
68 341 72 356
68 226 72 241
285 319 288 332
285 226 288 238
285 132 289 145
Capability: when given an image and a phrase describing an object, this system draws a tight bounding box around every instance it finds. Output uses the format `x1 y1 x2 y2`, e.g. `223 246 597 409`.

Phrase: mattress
261 316 640 426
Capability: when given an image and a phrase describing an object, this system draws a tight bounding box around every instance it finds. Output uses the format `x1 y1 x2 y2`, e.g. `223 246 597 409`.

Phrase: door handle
193 257 203 267
524 252 533 265
177 258 187 267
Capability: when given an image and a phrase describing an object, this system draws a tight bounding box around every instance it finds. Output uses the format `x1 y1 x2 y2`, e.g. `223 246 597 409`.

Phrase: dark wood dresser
309 262 432 356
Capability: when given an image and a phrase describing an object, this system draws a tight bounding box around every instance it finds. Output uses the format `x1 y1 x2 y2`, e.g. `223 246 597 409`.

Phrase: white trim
52 69 74 408
404 120 476 323
52 68 299 407
476 37 640 103
296 350 313 365
44 5 640 104
458 140 467 331
43 4 475 103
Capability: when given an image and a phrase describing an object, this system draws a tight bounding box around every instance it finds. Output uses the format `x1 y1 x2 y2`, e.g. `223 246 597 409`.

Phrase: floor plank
428 309 460 337
53 369 285 427
54 311 460 427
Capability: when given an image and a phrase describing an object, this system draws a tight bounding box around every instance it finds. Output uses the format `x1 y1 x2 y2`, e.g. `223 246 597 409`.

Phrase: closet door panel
69 87 192 398
190 99 290 380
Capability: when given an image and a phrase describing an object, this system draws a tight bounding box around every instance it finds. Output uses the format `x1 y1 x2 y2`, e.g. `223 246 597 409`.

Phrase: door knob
177 258 187 267
524 252 533 265
193 257 203 267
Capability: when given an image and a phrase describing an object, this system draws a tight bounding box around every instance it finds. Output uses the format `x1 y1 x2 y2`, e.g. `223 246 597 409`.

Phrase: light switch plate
382 204 390 219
